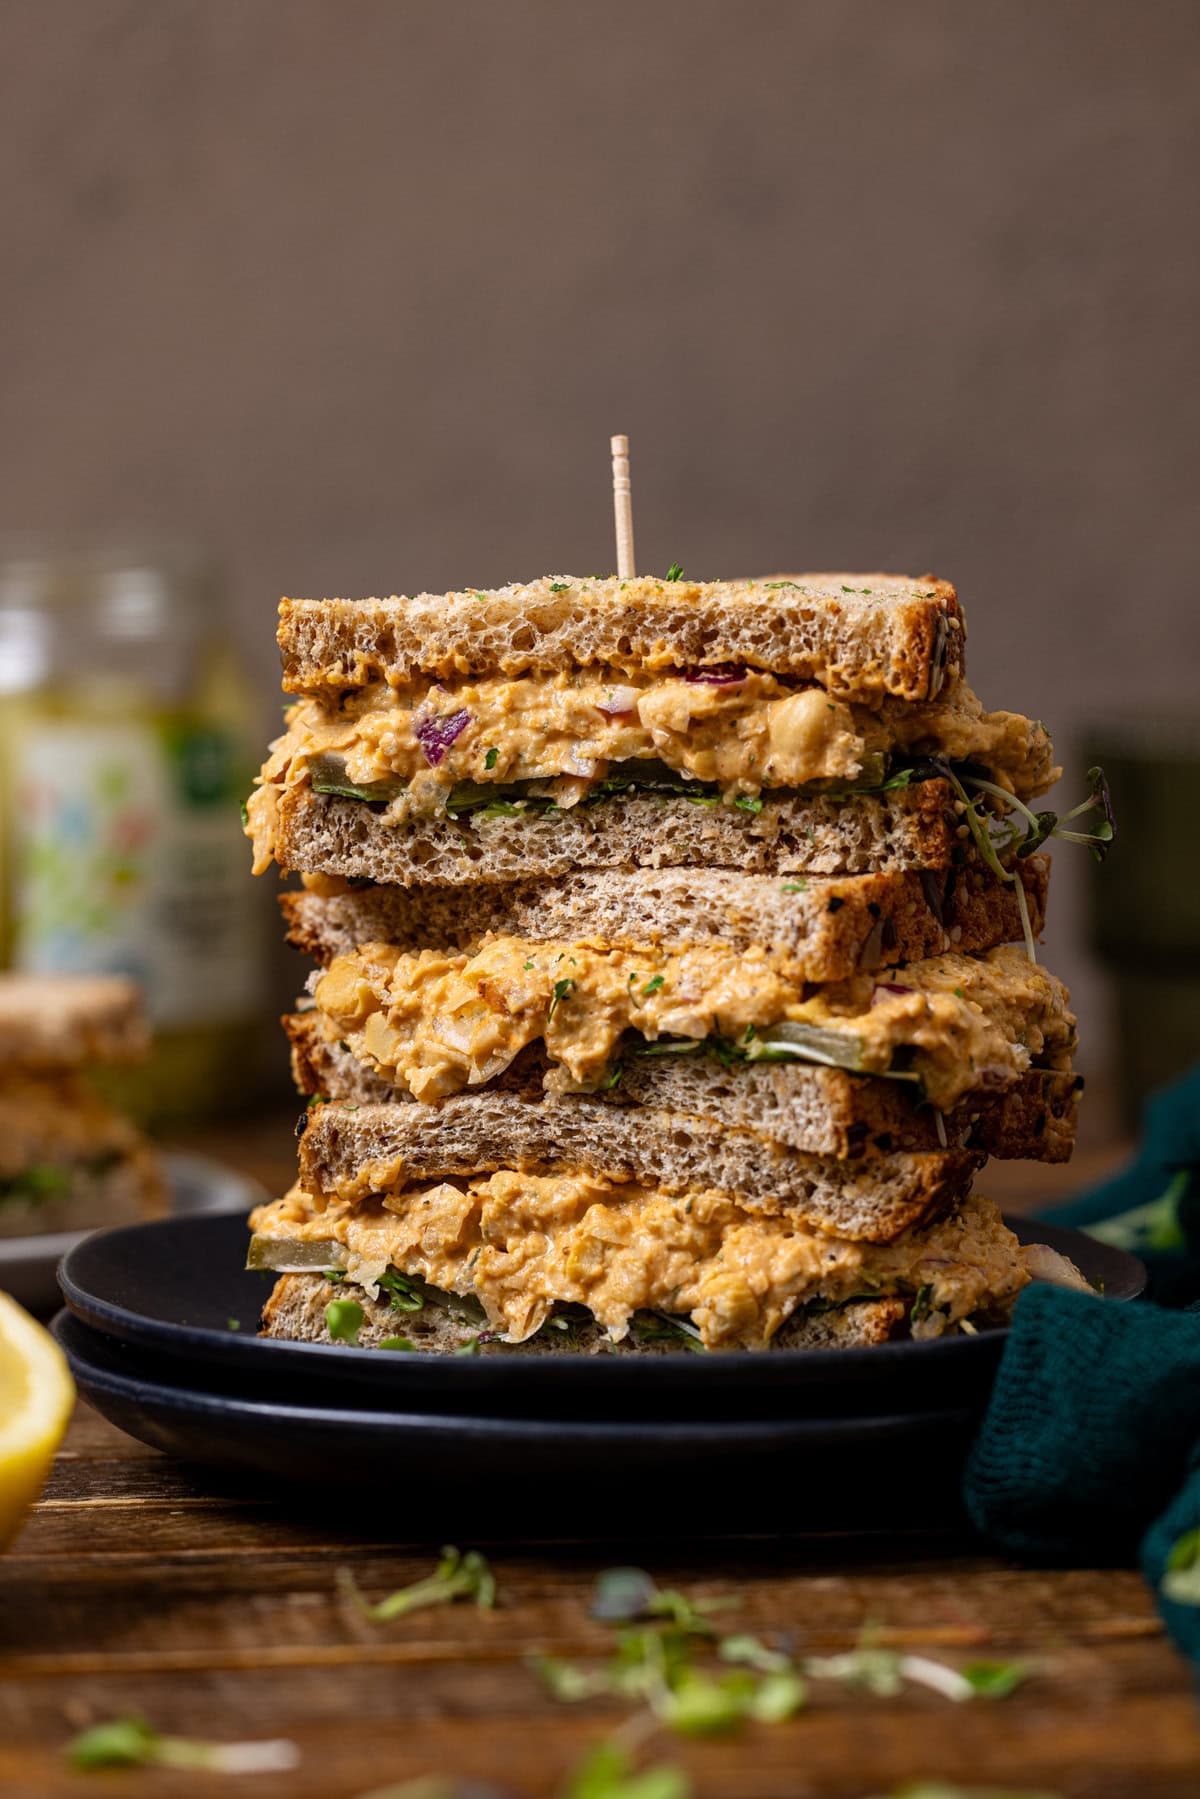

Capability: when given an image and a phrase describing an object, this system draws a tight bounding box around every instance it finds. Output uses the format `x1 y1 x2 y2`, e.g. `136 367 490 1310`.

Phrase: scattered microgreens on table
530 1567 1028 1748
338 1546 496 1621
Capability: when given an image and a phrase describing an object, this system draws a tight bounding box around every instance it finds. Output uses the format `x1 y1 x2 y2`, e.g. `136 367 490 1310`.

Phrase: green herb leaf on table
657 1667 754 1735
959 1659 1030 1698
804 1645 904 1696
748 1668 808 1721
717 1632 792 1674
564 1739 691 1799
66 1715 299 1773
803 1644 1026 1703
338 1547 497 1622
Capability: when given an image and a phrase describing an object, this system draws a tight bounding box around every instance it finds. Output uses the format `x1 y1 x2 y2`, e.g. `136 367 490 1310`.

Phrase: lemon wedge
0 1291 74 1549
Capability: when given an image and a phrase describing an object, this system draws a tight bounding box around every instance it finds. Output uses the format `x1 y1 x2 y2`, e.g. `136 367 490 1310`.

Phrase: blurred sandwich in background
0 974 165 1237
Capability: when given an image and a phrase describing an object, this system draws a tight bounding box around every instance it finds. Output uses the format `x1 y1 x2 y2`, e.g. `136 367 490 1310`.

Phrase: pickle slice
308 753 405 804
246 1233 345 1273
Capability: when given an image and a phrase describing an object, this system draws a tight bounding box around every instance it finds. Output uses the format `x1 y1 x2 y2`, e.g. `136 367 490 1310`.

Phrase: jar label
9 717 262 1027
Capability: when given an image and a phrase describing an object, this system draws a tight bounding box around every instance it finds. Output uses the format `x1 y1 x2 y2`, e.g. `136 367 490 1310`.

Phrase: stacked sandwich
244 573 1088 1354
0 974 164 1237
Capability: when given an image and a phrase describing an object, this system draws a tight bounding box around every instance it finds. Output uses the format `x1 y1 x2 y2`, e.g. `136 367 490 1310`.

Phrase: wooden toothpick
610 434 636 579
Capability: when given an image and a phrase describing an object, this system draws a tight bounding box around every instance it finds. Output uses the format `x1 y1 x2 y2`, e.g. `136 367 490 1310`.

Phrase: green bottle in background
0 548 270 1125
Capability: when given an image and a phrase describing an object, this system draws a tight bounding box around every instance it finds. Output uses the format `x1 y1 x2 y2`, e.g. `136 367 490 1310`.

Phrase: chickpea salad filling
307 940 1076 1112
244 667 1060 874
247 1180 1071 1351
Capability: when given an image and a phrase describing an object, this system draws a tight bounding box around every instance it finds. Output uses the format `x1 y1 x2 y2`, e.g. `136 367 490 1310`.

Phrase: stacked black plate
55 1212 1143 1538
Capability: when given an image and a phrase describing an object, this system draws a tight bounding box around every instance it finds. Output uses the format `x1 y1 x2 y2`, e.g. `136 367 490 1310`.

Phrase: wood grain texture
2 1403 1198 1798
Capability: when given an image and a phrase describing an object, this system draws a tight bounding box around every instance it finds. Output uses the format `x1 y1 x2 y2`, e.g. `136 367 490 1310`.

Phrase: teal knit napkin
963 1065 1200 1663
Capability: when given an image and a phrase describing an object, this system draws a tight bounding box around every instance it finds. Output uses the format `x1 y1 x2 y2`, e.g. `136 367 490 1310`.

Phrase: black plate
58 1210 1144 1423
52 1310 980 1533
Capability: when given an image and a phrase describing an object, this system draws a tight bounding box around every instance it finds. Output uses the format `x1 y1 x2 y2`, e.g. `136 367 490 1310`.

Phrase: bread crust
294 1095 982 1243
283 1012 1079 1164
272 780 960 886
277 573 965 702
280 854 1048 985
259 1272 909 1353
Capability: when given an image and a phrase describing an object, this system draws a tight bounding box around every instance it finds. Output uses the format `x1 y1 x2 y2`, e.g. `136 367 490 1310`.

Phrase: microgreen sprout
66 1716 299 1774
338 1546 496 1622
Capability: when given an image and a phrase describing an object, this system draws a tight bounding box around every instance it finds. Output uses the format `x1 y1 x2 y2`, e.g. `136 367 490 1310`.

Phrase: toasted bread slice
283 1012 1080 1164
271 778 962 885
278 573 964 702
281 853 1048 985
259 1272 910 1353
294 1095 981 1243
0 973 149 1069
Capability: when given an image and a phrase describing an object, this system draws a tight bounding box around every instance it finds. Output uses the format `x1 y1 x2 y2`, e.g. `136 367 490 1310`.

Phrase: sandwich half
245 574 1058 886
278 872 1077 1161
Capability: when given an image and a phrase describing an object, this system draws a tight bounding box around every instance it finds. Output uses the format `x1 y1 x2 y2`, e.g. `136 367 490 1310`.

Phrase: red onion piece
682 663 749 687
415 708 471 767
872 982 913 1001
596 685 640 717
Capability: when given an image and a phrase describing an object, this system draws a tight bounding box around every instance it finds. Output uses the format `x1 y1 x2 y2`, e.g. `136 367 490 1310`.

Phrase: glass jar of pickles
0 546 268 1122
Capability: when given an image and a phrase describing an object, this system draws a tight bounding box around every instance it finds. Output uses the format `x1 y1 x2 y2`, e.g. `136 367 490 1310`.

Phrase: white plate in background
0 1151 266 1316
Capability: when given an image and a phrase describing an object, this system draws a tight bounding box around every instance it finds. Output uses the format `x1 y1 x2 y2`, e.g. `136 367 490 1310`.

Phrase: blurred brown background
2 0 1199 1087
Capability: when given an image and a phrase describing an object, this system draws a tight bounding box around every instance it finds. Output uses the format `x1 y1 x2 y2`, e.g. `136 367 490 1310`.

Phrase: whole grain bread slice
259 1272 909 1353
281 852 1048 984
295 1096 982 1243
272 779 961 885
283 1012 1080 1164
278 573 964 702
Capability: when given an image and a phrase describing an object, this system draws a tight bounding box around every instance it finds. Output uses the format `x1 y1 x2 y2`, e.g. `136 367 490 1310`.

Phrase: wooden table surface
2 1112 1197 1798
